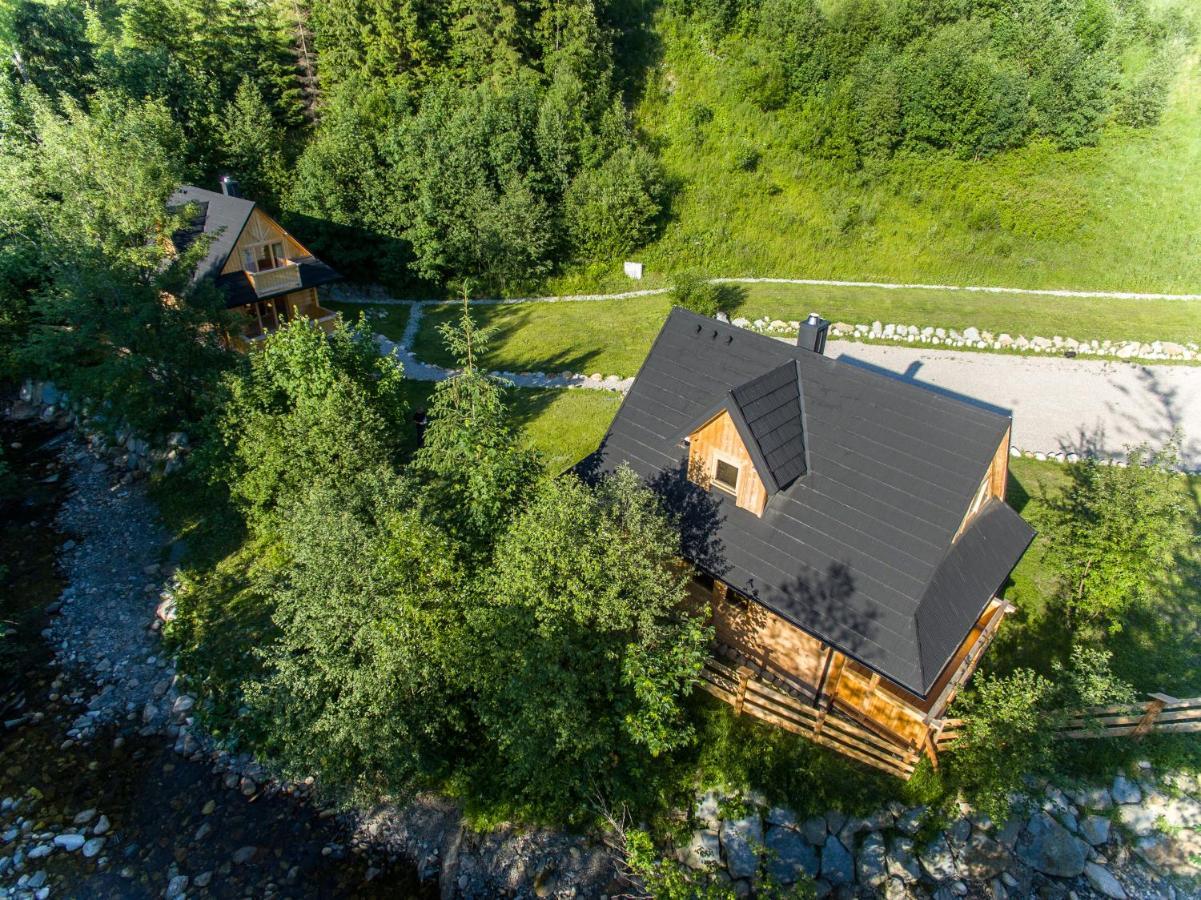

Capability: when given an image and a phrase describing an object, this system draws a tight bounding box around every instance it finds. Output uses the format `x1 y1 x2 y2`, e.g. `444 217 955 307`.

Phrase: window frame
712 453 740 495
242 240 287 273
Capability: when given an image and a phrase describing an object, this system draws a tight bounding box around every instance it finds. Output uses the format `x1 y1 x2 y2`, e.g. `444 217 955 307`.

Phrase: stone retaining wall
738 318 1199 363
11 381 191 481
679 764 1200 899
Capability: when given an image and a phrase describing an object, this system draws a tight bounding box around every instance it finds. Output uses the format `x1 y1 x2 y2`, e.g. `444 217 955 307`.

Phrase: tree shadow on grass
415 302 611 378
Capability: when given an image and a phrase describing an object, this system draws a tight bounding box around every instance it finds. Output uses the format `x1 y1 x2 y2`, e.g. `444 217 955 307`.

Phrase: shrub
564 145 665 259
670 271 725 317
948 668 1058 822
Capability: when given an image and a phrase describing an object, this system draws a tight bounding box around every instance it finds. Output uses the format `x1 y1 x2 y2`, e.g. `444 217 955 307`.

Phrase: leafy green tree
472 467 710 816
408 299 542 557
0 89 231 432
220 77 288 207
213 316 407 534
1040 438 1193 633
1027 26 1110 150
900 22 1030 158
564 144 664 259
246 464 469 803
0 0 95 100
948 667 1058 822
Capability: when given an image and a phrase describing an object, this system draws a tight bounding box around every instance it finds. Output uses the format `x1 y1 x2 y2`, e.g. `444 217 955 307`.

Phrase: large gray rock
887 836 922 884
825 809 846 835
720 814 763 880
1112 775 1141 805
856 831 887 890
895 806 926 835
695 790 721 829
53 834 85 852
820 837 854 886
1084 862 1127 899
1079 815 1110 846
1068 785 1113 811
684 830 721 870
1116 802 1158 836
766 806 797 828
1016 811 1088 878
802 816 828 847
764 825 819 884
918 832 957 881
961 832 1008 880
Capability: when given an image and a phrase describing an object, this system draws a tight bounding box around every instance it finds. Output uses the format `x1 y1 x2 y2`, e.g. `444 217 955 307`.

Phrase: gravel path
827 341 1201 468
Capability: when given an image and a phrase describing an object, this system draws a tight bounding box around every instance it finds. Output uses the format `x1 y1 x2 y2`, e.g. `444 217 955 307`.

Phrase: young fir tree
220 77 288 207
407 292 542 558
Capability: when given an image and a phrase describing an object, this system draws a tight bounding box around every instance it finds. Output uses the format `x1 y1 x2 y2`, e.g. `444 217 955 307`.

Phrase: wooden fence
935 693 1201 749
698 657 921 779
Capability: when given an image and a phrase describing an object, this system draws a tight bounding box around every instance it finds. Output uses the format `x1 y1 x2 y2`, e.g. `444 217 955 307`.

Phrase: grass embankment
413 288 1201 379
154 388 1200 821
549 16 1201 297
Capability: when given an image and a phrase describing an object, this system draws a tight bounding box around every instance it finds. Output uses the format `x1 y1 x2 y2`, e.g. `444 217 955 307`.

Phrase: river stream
0 414 432 899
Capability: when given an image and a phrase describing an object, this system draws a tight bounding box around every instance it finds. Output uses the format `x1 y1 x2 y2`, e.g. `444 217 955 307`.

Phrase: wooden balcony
245 260 302 296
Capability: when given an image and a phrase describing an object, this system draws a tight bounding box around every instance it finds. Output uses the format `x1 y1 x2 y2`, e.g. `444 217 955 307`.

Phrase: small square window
714 459 739 493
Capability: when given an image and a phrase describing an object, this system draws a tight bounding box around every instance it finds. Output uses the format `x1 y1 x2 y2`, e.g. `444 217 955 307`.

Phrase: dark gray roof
169 185 255 285
731 360 809 489
168 185 340 309
583 308 1035 697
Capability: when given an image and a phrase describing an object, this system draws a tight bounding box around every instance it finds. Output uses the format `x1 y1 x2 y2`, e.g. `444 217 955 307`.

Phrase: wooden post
923 724 942 771
734 666 753 716
1133 693 1175 738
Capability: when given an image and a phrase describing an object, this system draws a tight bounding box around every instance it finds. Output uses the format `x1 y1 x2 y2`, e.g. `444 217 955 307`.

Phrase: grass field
732 283 1201 345
413 298 674 377
323 300 412 342
413 286 1201 379
548 16 1201 298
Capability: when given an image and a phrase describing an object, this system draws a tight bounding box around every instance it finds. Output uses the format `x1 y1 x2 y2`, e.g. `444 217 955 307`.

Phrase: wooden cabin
584 309 1035 776
169 178 340 349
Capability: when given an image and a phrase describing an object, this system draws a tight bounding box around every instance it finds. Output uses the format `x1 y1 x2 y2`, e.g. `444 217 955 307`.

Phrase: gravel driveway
828 341 1201 469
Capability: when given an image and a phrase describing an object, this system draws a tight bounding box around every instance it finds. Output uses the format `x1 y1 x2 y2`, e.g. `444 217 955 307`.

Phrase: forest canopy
0 0 1195 303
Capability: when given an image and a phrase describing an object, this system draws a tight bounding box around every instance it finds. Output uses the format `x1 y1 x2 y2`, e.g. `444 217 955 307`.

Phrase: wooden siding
700 576 1009 751
687 410 767 516
955 427 1012 540
220 209 313 276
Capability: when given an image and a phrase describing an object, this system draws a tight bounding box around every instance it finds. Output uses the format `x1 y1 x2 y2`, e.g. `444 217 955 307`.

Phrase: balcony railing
245 259 302 296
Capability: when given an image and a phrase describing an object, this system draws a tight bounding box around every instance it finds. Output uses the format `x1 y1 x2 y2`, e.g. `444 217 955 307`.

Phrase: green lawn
413 298 674 378
415 286 1201 380
732 283 1201 346
549 18 1201 298
391 380 620 474
323 300 412 342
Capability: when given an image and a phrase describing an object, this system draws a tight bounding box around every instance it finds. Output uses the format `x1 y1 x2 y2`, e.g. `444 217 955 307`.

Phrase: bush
564 145 665 259
947 668 1058 822
670 272 725 317
900 22 1031 158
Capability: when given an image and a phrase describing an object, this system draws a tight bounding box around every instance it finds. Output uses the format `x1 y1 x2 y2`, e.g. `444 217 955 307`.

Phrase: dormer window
714 458 740 494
